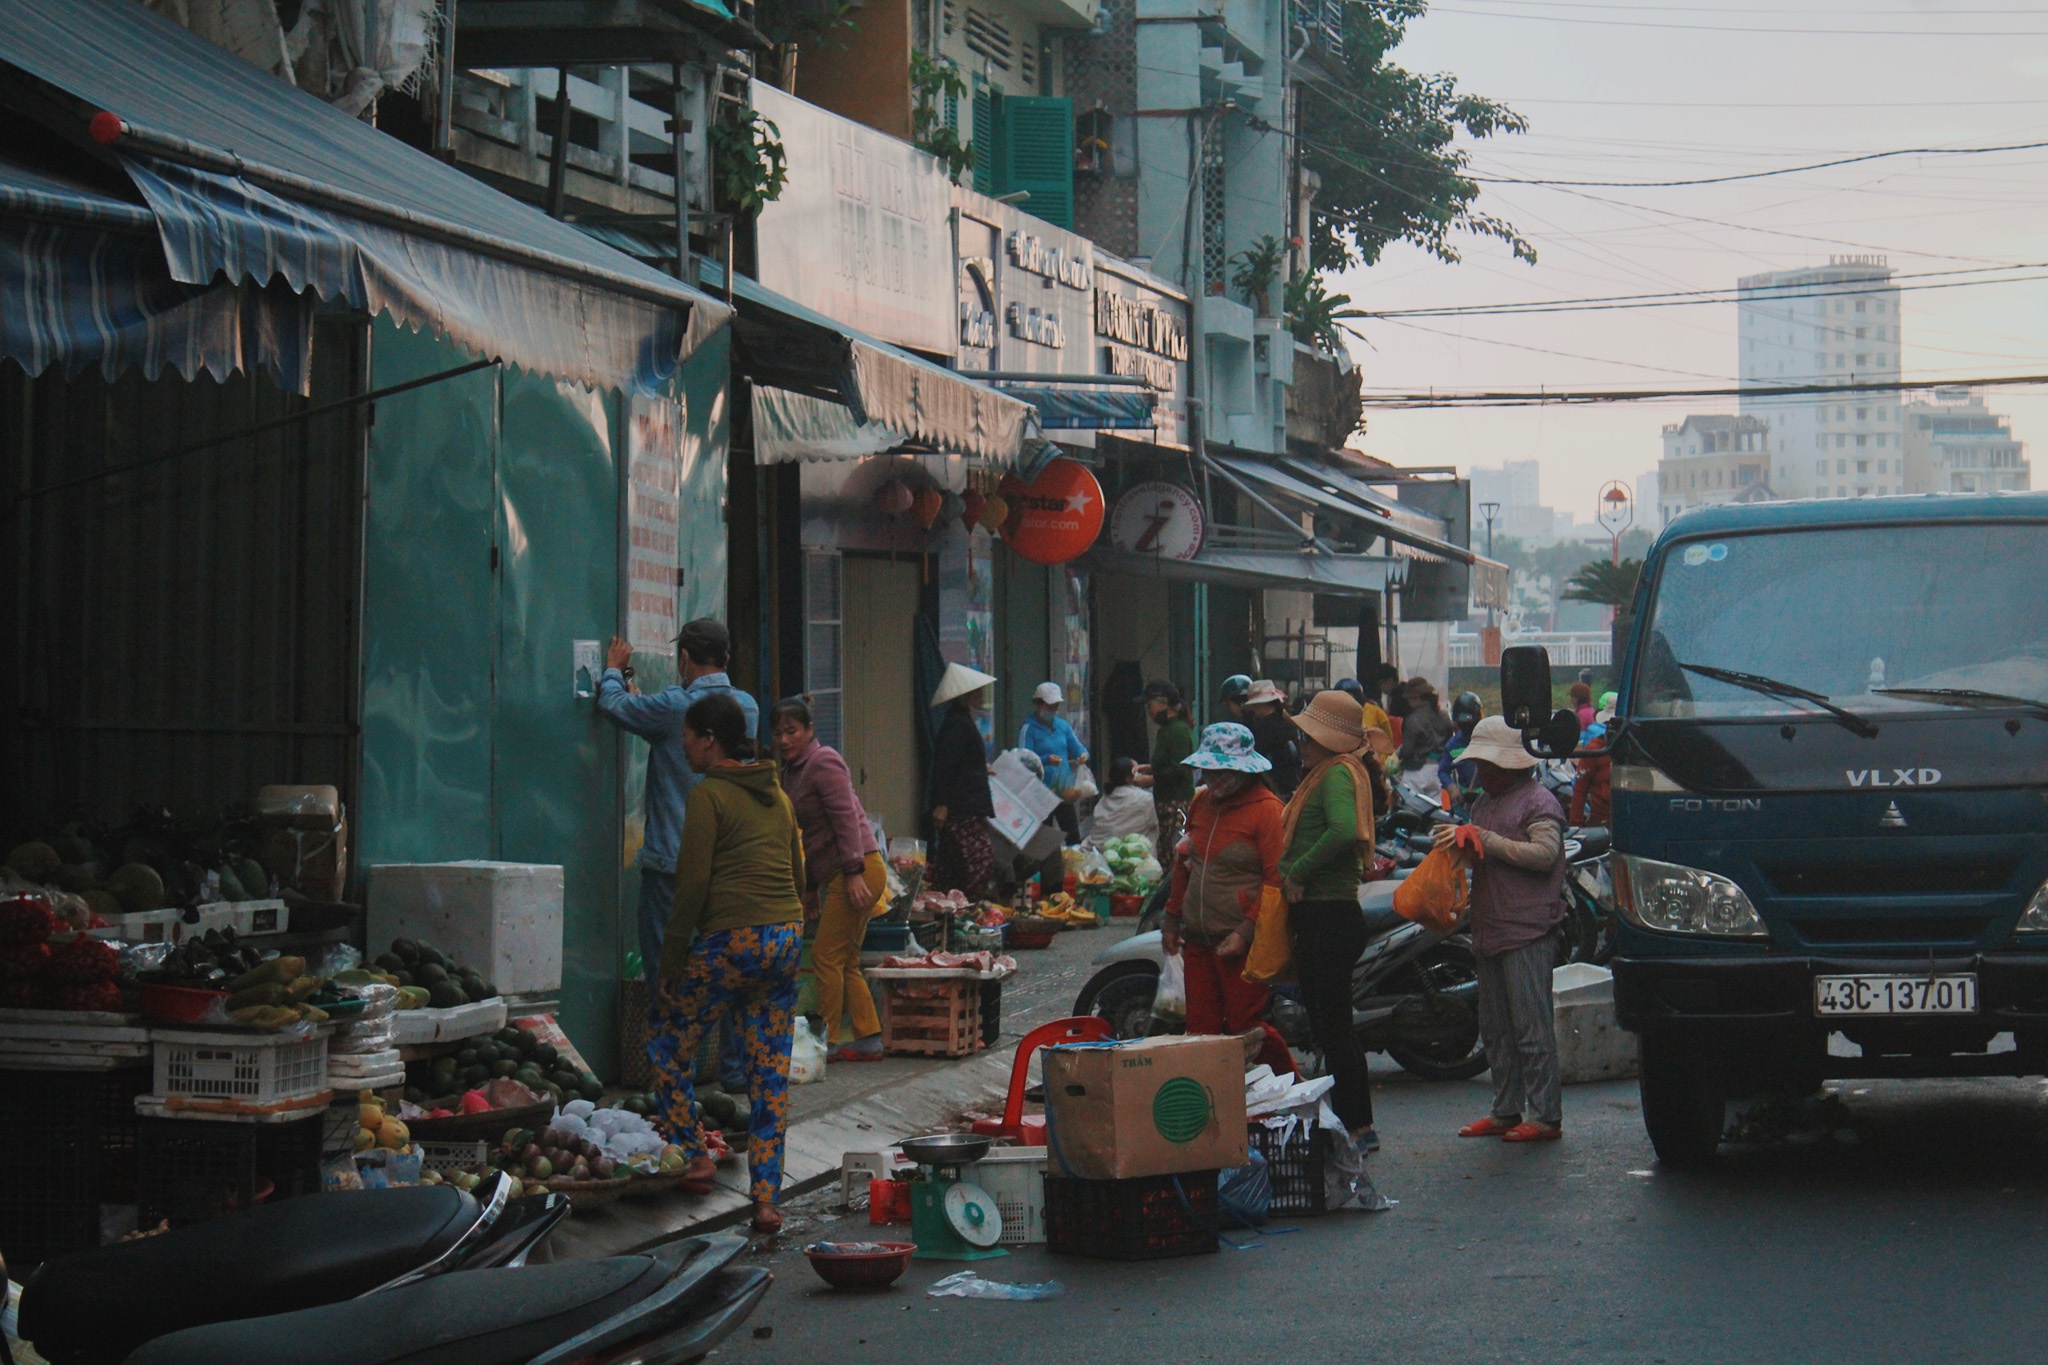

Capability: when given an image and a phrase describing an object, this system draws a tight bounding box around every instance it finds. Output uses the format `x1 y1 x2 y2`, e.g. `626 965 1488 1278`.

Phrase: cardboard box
1042 1034 1247 1180
256 785 349 902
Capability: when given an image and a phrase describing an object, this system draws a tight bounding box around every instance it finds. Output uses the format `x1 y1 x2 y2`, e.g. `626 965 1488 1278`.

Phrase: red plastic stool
970 1015 1116 1145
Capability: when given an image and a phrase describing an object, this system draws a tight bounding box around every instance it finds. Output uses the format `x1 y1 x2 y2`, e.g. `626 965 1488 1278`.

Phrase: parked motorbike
13 1175 769 1365
1560 825 1618 966
1074 880 1489 1081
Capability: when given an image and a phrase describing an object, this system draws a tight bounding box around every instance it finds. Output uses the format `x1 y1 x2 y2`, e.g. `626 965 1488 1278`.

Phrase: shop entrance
839 556 924 844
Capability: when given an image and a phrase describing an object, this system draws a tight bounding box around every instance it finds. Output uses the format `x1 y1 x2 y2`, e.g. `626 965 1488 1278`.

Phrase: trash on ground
925 1271 1066 1300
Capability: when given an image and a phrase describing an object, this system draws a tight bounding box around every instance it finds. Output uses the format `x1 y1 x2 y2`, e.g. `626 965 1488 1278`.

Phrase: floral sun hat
1184 722 1273 773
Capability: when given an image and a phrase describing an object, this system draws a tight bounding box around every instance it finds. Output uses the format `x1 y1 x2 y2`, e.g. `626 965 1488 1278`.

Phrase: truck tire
1639 1032 1724 1167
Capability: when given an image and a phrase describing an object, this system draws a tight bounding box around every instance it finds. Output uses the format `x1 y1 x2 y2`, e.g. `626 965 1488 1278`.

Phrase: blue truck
1500 492 2048 1163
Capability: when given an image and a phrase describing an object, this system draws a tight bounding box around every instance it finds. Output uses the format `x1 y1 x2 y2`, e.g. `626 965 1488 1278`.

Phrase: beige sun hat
1244 679 1287 708
1457 715 1540 771
932 662 998 707
1290 690 1367 755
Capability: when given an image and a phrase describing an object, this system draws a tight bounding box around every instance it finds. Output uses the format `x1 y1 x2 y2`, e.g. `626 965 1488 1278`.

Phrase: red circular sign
998 458 1105 565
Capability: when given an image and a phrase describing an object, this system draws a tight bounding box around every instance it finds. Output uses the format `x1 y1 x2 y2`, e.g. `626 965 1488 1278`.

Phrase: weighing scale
898 1133 1008 1261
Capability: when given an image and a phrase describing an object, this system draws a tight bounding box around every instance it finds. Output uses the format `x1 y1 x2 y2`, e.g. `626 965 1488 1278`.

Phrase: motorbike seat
125 1255 669 1365
1570 826 1610 859
22 1186 475 1363
1358 903 1408 939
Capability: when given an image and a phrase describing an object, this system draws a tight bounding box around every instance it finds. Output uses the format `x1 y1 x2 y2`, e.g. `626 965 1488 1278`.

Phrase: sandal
677 1155 717 1195
1500 1121 1562 1143
751 1202 783 1235
1458 1116 1519 1138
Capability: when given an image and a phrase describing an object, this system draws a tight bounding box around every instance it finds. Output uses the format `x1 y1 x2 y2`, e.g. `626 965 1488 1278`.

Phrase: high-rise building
1901 388 2031 494
1737 257 1902 499
1469 459 1566 541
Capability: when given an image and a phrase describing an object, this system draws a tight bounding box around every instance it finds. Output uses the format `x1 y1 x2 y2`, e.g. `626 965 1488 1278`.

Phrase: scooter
14 1174 759 1365
1073 879 1490 1082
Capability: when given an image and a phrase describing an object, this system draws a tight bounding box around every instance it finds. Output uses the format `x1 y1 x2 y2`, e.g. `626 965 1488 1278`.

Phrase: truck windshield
1633 522 2048 720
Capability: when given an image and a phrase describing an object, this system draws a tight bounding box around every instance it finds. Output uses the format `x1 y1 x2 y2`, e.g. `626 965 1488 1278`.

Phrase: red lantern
996 458 1105 566
960 489 987 531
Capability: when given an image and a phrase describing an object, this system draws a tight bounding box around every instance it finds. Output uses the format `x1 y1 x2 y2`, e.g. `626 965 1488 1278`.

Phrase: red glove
1450 825 1488 860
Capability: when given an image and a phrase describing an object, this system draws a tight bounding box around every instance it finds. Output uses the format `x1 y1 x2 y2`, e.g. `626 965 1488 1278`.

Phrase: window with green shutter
996 95 1074 229
972 84 996 196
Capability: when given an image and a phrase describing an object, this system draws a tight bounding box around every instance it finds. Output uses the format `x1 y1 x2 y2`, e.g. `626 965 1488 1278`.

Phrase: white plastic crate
966 1146 1047 1246
190 900 290 938
418 1139 491 1173
150 1027 328 1106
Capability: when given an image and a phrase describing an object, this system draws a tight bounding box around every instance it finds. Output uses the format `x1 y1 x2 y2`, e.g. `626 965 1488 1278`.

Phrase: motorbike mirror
1523 708 1583 760
1500 645 1553 730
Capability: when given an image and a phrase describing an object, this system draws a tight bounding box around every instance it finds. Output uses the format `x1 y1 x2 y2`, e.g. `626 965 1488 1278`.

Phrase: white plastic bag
790 1016 828 1084
1153 952 1187 1020
1069 762 1100 801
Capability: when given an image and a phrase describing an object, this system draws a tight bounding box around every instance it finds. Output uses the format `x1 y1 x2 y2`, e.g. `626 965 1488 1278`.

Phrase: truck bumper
1614 953 2048 1032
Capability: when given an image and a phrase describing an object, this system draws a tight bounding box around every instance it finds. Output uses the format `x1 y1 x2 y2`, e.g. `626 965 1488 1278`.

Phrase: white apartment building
1901 387 2031 494
1736 256 1903 499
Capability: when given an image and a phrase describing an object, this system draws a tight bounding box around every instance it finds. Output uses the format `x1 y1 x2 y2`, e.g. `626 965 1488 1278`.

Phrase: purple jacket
1467 778 1567 957
780 740 878 888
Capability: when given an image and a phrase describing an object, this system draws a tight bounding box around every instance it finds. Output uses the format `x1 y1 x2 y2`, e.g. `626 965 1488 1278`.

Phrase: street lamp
1477 501 1501 630
1597 481 1634 565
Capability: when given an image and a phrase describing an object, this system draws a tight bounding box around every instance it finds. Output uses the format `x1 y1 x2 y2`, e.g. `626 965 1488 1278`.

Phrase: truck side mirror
1500 645 1553 730
1526 709 1583 760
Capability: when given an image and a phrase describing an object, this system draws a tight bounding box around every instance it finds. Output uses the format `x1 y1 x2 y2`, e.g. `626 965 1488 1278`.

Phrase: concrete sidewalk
549 920 1135 1260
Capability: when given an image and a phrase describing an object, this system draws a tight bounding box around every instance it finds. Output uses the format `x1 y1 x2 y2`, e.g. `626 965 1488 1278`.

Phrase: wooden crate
877 977 983 1058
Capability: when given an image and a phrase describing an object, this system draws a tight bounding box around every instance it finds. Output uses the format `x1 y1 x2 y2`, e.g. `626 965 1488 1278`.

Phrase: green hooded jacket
663 761 806 977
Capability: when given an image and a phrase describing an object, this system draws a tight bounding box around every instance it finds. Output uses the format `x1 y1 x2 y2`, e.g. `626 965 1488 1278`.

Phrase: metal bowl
897 1132 992 1168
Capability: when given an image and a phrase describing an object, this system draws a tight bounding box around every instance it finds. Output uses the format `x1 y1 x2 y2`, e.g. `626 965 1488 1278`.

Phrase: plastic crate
136 1113 323 1227
876 977 982 1058
0 1065 150 1267
151 1028 329 1107
1044 1171 1219 1261
966 1147 1047 1245
418 1139 491 1173
1247 1123 1331 1215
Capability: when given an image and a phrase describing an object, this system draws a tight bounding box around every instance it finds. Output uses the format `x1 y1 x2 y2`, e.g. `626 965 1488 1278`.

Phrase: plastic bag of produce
791 1016 828 1084
1153 952 1187 1020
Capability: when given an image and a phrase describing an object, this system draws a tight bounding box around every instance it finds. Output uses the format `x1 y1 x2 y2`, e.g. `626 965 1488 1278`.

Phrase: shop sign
1007 230 1093 290
960 256 997 350
1108 481 1204 561
751 84 955 355
626 395 684 648
998 457 1106 565
1103 343 1176 391
1094 288 1188 361
1006 302 1065 348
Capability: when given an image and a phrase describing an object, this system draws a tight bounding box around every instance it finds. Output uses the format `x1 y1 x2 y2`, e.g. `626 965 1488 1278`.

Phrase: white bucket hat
933 662 998 707
1033 681 1066 707
1457 715 1540 771
1245 679 1287 708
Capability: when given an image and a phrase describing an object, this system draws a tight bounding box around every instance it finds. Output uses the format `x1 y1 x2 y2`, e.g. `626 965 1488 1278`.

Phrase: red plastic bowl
802 1241 916 1289
138 981 227 1022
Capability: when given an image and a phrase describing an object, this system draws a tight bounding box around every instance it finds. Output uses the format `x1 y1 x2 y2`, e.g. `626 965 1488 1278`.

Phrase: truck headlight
2016 882 2048 933
1613 854 1768 938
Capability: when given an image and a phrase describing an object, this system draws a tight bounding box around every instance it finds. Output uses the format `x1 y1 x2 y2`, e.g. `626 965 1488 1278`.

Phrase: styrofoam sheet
391 997 508 1045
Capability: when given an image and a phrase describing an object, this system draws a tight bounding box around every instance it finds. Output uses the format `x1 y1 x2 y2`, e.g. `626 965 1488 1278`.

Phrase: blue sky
1336 0 2048 517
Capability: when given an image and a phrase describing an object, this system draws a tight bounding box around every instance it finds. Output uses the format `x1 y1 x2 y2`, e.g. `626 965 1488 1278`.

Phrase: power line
1469 138 2048 188
1349 265 2048 320
1428 3 2048 37
1357 372 2048 409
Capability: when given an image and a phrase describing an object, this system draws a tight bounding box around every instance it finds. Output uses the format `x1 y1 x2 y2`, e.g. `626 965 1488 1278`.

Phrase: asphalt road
725 1062 2048 1363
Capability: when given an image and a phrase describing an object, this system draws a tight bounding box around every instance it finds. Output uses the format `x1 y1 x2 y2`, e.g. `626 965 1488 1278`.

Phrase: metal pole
1478 500 1499 630
672 63 692 284
546 66 572 219
433 0 458 158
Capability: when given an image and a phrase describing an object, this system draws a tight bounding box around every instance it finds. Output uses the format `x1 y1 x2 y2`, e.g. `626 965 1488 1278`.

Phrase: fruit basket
405 1098 553 1142
542 1175 633 1209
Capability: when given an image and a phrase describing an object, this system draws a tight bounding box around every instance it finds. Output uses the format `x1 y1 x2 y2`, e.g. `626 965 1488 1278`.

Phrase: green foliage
751 0 860 56
910 52 975 183
1284 272 1366 354
1228 234 1285 302
1301 0 1533 271
711 108 788 216
1562 558 1644 609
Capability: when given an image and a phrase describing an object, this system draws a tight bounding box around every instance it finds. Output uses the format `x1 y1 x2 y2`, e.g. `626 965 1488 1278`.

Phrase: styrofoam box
391 998 509 1046
368 862 564 995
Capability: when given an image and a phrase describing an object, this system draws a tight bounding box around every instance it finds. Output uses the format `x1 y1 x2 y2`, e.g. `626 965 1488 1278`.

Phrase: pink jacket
779 741 878 888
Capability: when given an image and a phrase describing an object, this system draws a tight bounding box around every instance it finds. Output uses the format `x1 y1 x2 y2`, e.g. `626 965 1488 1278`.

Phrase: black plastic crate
1044 1170 1219 1261
0 1066 151 1269
1247 1123 1330 1215
137 1114 324 1228
978 978 1003 1048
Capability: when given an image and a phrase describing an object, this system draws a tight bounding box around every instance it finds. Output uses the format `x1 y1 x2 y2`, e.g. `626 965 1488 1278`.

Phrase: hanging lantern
941 491 966 526
981 493 1010 533
960 489 986 531
874 479 914 515
912 485 945 529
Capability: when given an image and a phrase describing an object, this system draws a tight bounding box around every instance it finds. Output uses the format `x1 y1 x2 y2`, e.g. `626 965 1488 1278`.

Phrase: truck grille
1790 916 1993 945
1760 860 2016 897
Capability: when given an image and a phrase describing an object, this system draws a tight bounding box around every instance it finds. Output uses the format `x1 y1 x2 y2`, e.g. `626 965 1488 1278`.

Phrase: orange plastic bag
1392 845 1470 933
1241 885 1292 987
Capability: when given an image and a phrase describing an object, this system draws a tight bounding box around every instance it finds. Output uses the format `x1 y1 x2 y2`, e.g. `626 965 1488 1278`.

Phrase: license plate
1813 974 1978 1016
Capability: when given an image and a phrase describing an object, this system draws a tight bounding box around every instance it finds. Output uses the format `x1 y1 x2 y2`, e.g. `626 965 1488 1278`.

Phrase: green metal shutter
998 95 1074 229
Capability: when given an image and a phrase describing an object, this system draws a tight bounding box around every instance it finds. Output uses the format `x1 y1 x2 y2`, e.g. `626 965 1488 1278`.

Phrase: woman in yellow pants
772 697 888 1060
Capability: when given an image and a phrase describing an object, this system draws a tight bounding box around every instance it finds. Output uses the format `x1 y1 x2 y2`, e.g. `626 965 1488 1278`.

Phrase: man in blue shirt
599 619 760 989
1019 682 1088 897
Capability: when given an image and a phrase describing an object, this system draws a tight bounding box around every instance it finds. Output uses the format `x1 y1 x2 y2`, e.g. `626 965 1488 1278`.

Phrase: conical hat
932 662 998 707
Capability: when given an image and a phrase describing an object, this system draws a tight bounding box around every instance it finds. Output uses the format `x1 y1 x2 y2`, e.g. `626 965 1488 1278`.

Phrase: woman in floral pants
647 692 806 1234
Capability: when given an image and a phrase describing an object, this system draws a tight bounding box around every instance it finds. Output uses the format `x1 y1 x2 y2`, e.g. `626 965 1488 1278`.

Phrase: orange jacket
1166 782 1285 944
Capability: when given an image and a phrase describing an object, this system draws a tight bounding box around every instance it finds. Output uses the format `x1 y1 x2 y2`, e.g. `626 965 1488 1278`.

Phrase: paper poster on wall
627 395 684 649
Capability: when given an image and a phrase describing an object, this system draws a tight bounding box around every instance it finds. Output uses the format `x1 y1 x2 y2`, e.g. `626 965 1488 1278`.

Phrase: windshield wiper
1679 662 1881 738
1872 686 2048 719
